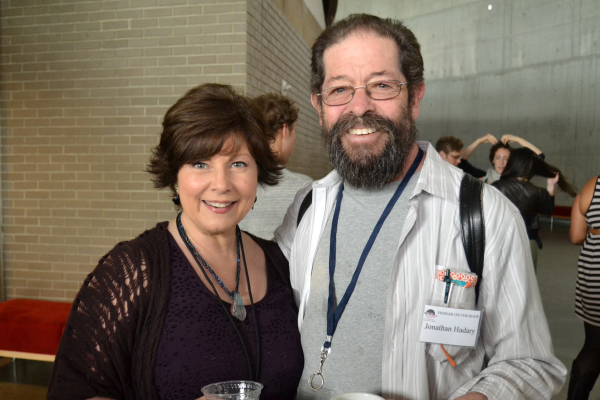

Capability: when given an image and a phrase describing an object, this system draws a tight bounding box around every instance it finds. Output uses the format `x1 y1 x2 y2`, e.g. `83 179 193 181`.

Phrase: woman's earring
172 187 180 206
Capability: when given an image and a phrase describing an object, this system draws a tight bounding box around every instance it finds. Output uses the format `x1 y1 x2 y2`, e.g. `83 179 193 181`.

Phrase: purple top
154 233 303 400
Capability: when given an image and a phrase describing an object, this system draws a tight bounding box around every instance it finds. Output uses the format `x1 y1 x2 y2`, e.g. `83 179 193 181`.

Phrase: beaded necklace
176 212 246 321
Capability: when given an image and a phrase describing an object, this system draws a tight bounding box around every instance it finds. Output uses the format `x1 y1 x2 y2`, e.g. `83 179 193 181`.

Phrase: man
436 134 497 178
275 14 566 400
238 93 312 239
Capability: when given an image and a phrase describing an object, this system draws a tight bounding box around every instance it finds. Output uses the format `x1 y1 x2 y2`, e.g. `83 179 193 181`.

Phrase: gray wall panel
338 0 600 205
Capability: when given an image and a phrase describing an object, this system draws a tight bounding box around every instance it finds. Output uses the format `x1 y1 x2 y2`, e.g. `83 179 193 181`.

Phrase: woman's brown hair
147 84 281 196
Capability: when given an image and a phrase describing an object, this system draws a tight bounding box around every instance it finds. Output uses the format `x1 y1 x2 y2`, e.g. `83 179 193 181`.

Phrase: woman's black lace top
154 233 303 400
47 223 302 400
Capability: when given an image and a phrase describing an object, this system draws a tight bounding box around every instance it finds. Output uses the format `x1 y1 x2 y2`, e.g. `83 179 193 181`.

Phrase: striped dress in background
575 176 600 326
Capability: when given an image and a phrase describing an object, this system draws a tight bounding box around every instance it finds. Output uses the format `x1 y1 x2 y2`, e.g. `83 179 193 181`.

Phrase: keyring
308 372 324 390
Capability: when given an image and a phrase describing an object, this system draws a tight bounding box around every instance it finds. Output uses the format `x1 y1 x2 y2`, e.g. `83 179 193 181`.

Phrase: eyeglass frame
316 80 408 106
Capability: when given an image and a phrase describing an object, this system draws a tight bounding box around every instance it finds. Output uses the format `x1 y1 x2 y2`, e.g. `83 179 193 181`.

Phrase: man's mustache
326 112 397 142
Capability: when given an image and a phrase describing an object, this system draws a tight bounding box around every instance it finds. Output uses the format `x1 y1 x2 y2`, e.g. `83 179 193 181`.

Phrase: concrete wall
337 0 600 205
0 0 327 301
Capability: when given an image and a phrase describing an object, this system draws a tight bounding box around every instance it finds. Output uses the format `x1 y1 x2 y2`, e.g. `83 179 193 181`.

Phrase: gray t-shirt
297 172 420 399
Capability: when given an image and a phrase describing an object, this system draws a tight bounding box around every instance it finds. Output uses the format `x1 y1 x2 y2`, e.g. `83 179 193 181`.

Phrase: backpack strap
459 173 485 305
296 189 313 228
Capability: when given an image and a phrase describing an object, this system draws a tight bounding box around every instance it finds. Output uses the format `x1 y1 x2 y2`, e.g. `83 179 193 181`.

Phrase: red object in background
0 299 72 355
552 205 572 218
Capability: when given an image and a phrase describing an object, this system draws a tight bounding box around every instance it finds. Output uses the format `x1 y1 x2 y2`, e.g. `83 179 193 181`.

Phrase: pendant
230 292 246 321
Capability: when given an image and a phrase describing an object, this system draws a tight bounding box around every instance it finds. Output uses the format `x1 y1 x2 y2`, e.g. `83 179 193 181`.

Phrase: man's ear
311 93 324 126
410 83 426 121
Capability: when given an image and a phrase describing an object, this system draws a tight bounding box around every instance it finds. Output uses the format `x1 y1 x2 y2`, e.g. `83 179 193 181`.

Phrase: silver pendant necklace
176 212 246 321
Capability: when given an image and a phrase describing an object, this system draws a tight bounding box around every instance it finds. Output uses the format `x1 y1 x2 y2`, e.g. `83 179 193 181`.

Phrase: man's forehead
321 30 402 84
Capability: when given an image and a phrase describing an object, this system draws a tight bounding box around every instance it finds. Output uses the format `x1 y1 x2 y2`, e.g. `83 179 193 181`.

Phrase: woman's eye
193 162 207 169
232 161 247 168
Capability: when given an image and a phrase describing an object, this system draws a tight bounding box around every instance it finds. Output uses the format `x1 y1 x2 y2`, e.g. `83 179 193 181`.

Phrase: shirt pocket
426 268 478 366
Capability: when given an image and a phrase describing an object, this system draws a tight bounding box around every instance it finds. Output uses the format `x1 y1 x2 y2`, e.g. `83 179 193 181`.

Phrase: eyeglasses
317 80 407 106
446 152 462 161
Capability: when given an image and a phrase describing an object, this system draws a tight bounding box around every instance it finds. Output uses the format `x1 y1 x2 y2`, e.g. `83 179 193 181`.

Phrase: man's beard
321 108 418 189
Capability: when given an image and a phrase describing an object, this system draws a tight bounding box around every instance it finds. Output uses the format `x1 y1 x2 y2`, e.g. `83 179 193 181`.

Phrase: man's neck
389 143 423 183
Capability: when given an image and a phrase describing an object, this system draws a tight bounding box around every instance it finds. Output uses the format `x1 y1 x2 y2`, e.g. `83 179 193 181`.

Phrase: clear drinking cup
201 380 263 400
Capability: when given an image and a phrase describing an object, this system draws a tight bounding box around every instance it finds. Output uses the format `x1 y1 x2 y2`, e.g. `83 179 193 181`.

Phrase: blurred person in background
436 135 487 178
567 175 600 400
493 147 577 270
484 134 543 184
239 93 312 239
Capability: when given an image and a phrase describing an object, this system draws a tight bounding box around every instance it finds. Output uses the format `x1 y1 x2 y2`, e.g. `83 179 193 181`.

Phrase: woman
492 148 577 270
47 84 304 400
483 134 542 184
567 175 600 400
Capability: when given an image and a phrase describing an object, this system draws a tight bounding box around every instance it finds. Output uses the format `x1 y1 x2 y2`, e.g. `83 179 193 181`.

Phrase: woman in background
484 134 543 184
492 147 577 270
567 175 600 400
47 84 303 400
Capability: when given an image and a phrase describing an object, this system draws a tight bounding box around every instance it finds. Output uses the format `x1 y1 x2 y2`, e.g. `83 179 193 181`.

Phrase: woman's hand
547 172 559 196
462 134 497 160
479 133 498 145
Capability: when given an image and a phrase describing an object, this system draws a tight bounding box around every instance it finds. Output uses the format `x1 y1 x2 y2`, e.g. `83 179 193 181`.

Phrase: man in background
436 134 497 178
239 93 312 239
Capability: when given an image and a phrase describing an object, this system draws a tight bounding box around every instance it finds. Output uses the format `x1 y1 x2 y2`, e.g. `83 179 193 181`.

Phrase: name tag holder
419 267 483 349
419 305 483 348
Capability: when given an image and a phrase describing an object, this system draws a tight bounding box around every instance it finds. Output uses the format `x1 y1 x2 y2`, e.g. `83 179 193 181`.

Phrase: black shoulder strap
459 173 485 304
296 189 313 228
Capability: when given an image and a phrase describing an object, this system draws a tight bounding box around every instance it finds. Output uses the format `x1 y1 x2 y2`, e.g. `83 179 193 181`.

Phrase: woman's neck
171 214 238 258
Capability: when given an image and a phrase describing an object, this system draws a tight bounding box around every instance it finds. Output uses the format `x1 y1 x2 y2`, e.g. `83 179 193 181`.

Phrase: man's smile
349 127 376 135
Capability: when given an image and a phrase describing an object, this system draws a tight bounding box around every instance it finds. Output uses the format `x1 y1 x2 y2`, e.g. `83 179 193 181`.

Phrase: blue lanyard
323 147 424 351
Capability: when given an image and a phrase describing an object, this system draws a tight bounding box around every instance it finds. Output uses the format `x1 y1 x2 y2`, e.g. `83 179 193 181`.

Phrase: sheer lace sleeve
47 223 171 400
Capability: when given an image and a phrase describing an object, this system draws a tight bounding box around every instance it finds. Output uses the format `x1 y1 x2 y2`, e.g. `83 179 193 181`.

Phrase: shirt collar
412 141 461 205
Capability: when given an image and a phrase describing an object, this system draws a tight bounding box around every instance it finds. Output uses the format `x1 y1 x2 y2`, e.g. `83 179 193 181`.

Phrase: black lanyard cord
237 225 261 381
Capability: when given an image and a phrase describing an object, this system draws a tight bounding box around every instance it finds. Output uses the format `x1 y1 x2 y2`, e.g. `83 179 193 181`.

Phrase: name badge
419 305 482 348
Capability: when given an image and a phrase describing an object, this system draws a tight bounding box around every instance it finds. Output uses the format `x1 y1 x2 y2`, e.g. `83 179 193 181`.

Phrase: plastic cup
331 393 385 400
201 380 263 400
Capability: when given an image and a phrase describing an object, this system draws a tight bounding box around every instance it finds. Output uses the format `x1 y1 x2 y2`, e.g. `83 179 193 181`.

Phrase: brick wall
0 0 328 301
246 0 329 177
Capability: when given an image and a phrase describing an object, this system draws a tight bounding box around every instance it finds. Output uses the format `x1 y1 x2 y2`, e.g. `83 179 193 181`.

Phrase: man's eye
331 87 347 94
193 162 207 169
376 82 391 89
